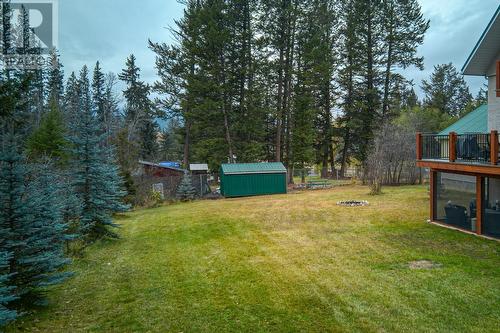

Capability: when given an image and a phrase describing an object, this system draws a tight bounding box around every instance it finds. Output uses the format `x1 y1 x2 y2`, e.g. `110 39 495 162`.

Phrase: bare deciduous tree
366 122 417 195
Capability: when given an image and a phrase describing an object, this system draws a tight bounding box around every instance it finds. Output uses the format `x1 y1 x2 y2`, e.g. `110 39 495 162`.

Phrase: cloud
401 0 498 97
58 0 183 85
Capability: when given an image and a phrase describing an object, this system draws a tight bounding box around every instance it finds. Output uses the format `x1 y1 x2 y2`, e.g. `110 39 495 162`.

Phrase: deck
416 132 500 176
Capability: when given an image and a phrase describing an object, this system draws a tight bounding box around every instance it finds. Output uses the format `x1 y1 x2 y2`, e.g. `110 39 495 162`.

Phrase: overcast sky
57 0 498 99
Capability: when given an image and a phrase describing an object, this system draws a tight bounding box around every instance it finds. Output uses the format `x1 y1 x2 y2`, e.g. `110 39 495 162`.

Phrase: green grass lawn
7 185 500 332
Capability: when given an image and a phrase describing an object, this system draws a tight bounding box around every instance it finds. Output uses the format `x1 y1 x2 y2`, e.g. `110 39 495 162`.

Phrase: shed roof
221 162 286 175
438 104 488 135
190 163 209 171
462 5 500 75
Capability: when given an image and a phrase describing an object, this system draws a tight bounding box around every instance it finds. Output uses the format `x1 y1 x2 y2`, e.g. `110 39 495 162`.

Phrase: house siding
487 52 500 131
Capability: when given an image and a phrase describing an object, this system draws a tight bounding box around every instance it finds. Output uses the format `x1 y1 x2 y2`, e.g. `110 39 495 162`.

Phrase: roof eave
462 5 500 75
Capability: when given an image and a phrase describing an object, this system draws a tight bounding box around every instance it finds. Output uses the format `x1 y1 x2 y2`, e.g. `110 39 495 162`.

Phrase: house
135 161 186 199
138 160 185 178
416 5 500 240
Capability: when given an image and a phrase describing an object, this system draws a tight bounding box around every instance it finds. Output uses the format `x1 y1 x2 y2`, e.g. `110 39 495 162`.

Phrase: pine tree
26 100 68 162
119 54 158 160
337 0 363 178
381 0 429 119
421 63 472 117
149 0 203 167
176 172 197 201
356 0 384 163
158 120 183 162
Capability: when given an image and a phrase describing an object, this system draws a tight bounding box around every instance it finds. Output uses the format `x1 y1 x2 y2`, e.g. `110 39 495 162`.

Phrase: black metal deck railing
422 134 449 160
419 132 498 165
455 133 490 163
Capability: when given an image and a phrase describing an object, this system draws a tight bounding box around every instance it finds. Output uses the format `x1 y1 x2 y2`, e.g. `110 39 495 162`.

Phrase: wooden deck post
449 132 457 162
430 170 436 221
476 177 483 235
416 133 422 160
490 130 498 165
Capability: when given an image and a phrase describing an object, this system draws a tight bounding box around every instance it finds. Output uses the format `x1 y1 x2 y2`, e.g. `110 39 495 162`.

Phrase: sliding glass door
483 177 500 239
435 172 476 232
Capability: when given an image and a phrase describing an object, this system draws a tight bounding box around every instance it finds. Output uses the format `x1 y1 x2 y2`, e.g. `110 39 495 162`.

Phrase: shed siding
221 172 287 197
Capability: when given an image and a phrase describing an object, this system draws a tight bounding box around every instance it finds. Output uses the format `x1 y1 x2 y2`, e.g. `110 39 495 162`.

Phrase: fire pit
337 200 369 207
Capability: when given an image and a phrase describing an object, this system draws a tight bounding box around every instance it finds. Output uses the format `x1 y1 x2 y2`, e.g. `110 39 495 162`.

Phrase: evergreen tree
119 54 158 160
26 100 68 162
176 172 197 201
355 0 384 163
381 0 429 119
64 72 80 125
158 119 183 162
462 84 488 116
25 162 73 295
92 61 106 124
0 252 16 326
337 0 363 178
0 137 70 313
46 48 64 108
78 65 92 115
101 73 121 144
68 93 129 239
149 0 200 167
421 63 472 117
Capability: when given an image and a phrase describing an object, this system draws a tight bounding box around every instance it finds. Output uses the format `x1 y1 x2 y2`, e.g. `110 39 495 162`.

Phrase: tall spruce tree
0 137 70 313
46 48 64 108
176 172 197 201
69 67 129 239
64 72 80 126
0 251 17 326
119 55 158 160
92 61 106 125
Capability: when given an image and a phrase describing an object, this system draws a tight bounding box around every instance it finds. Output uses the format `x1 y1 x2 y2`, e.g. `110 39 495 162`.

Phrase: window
435 172 476 232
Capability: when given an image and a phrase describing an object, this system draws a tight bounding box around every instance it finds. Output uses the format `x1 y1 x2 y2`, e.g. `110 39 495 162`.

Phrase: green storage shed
220 162 287 198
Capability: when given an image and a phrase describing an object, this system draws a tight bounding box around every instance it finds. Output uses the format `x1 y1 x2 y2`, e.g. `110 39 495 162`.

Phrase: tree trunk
183 120 191 168
382 16 394 119
220 52 235 163
340 128 350 178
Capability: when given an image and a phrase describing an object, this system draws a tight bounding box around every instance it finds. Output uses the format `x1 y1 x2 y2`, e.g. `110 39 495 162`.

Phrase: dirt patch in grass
408 260 443 270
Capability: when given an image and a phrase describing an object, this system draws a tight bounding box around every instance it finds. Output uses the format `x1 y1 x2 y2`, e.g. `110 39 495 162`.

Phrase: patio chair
444 204 469 229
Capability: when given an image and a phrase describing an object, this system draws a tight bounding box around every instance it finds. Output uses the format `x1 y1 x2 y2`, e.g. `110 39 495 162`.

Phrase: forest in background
0 0 489 326
149 0 485 183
